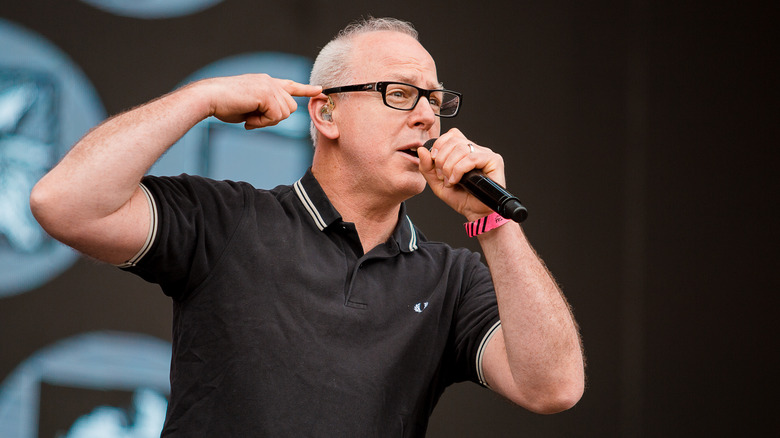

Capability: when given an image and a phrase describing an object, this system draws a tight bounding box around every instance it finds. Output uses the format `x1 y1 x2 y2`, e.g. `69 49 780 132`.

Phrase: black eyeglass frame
322 81 462 118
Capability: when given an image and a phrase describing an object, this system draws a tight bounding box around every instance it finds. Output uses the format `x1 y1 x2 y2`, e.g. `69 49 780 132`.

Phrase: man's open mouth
400 147 419 158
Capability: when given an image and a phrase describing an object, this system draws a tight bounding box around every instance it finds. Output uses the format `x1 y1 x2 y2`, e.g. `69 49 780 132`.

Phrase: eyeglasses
322 81 462 118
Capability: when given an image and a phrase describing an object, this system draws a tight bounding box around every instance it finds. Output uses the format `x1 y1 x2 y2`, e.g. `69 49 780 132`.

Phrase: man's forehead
351 31 439 86
385 73 443 89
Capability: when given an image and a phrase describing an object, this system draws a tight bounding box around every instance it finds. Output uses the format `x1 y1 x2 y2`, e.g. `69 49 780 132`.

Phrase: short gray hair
309 17 419 143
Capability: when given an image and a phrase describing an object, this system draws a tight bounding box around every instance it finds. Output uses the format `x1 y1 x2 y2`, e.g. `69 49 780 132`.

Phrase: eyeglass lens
383 83 459 116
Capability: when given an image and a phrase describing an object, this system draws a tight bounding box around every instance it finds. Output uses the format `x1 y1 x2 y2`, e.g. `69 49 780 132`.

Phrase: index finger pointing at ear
280 79 323 97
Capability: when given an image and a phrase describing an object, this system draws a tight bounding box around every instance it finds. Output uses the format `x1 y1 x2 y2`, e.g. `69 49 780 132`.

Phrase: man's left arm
477 221 585 414
417 130 585 413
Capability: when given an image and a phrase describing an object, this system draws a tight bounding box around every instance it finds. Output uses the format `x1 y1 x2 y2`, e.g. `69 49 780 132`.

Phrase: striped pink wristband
464 212 510 237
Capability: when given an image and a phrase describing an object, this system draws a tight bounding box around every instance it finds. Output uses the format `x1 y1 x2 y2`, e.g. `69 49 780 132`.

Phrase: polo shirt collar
293 169 420 253
293 169 341 231
393 204 420 253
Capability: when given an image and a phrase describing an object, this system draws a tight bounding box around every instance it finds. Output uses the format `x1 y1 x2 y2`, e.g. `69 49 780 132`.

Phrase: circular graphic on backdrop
149 52 314 189
0 19 106 297
79 0 223 19
0 332 171 438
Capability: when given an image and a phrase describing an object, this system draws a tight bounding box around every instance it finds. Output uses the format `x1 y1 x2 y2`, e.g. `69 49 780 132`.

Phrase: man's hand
417 128 507 221
199 74 322 129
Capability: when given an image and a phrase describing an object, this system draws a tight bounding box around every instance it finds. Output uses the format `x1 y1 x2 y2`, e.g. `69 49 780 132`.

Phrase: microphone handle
459 170 528 223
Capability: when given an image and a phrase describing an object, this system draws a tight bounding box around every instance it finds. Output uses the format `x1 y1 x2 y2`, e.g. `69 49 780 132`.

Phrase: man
30 17 584 437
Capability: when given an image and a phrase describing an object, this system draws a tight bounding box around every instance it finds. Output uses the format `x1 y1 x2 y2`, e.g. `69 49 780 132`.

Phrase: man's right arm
29 74 321 265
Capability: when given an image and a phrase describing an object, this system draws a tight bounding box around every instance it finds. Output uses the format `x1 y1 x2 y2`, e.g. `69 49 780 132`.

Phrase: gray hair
309 17 419 143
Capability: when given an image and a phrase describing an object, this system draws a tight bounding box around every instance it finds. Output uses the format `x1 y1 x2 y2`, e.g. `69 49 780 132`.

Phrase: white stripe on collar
294 178 327 231
405 215 418 251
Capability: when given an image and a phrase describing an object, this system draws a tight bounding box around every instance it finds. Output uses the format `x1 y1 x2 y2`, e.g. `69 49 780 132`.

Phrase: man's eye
388 89 410 99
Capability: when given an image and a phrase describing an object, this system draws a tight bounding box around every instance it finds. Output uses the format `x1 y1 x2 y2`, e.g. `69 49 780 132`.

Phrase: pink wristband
464 212 510 237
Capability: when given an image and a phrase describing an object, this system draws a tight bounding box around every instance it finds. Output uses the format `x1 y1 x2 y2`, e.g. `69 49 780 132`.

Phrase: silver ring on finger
467 143 475 153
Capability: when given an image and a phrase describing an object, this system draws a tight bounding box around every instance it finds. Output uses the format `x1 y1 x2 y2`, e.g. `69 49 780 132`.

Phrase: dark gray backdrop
1 0 776 436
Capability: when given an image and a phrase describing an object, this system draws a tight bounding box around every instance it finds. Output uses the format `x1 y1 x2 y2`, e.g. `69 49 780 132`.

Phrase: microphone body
423 138 528 223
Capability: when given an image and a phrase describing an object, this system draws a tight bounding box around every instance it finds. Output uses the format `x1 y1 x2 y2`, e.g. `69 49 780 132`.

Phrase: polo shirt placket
293 172 422 311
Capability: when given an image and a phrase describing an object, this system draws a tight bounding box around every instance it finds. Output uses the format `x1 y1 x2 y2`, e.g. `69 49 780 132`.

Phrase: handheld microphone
423 138 528 223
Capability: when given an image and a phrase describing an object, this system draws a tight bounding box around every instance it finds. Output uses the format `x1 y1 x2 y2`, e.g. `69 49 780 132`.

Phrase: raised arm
30 75 321 264
417 130 585 414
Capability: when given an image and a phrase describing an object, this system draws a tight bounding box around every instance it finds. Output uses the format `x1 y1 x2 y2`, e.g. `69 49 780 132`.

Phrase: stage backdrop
1 1 776 437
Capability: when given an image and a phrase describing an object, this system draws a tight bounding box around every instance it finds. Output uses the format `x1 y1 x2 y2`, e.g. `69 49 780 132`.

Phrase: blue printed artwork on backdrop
79 0 223 19
0 332 171 438
0 19 106 297
149 52 314 189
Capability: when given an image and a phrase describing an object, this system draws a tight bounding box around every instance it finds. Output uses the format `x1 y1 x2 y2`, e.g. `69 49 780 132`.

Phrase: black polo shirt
122 169 501 437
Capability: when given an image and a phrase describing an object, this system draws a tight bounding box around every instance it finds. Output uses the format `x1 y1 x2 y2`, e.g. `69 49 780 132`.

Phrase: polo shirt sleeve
120 174 249 300
449 250 501 387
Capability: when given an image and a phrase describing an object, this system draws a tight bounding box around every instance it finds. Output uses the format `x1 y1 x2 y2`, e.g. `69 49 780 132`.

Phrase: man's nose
409 97 437 127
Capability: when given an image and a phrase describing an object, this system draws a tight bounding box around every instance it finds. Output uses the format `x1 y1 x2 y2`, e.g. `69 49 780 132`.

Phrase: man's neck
312 164 402 254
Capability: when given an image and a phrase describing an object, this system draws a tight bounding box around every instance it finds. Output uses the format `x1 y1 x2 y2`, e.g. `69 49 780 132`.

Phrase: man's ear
309 95 339 140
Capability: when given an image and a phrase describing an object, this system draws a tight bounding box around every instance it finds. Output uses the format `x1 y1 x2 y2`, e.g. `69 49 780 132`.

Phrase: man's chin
398 174 427 198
